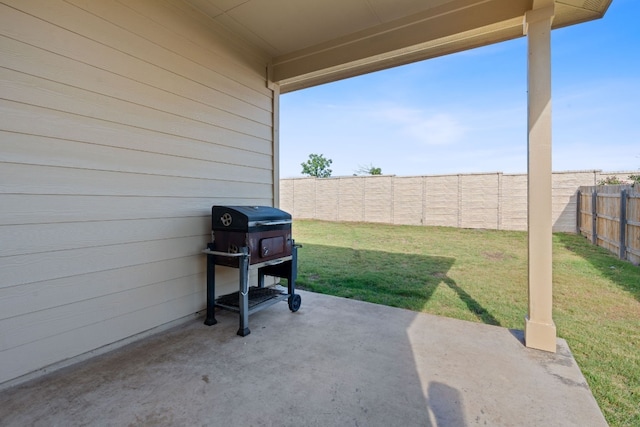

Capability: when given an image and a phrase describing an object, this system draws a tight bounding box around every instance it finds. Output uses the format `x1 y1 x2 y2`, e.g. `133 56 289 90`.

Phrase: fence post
619 189 627 260
497 172 503 230
390 176 395 224
362 177 366 222
421 176 427 226
457 174 462 228
591 190 597 244
576 189 581 234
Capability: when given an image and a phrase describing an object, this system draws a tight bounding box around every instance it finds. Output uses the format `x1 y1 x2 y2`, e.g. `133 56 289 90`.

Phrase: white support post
524 3 557 352
268 64 281 208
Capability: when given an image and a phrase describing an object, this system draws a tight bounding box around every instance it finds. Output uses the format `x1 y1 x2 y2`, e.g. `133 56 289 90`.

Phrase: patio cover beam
274 0 531 92
524 0 557 352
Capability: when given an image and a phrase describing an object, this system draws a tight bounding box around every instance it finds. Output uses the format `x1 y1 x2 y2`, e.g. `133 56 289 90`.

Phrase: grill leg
289 241 298 296
286 242 302 312
204 252 217 326
237 248 251 337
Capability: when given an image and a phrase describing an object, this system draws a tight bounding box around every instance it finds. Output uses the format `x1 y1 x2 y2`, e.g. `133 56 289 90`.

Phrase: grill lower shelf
215 286 288 315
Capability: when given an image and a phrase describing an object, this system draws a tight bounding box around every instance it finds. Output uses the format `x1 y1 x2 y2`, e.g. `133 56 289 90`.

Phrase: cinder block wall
280 170 637 232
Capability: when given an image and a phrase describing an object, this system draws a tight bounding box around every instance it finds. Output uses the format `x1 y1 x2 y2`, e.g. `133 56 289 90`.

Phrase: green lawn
292 220 640 426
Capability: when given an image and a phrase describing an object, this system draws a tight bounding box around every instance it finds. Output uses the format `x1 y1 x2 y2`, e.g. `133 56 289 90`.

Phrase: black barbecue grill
203 206 301 336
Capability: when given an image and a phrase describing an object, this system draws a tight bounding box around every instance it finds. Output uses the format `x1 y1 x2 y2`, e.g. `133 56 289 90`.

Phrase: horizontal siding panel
0 235 208 289
0 195 270 226
0 163 272 199
1 272 205 351
0 217 209 257
0 68 271 141
0 256 203 320
0 254 242 322
0 101 271 159
1 0 270 109
1 132 271 183
116 0 271 97
0 290 205 384
0 35 270 128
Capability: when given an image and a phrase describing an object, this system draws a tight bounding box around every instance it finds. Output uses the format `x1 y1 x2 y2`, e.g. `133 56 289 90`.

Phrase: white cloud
405 113 466 145
372 106 466 145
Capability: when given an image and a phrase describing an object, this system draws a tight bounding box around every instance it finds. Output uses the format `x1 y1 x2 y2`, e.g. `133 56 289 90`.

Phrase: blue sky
280 0 640 178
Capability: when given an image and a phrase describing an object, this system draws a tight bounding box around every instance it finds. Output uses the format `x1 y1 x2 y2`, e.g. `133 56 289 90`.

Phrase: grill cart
203 206 301 336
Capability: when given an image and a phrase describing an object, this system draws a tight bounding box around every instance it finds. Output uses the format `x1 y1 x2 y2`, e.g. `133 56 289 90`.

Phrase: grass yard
292 220 640 426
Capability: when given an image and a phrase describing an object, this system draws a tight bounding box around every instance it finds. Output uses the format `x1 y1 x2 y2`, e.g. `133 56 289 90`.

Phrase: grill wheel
288 294 301 312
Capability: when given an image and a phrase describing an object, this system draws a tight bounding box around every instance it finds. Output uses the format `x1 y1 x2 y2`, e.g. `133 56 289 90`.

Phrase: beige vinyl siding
0 0 274 384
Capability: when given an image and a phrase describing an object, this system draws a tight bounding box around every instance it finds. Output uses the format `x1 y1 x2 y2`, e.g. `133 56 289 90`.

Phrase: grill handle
260 259 286 267
202 249 245 257
249 220 292 227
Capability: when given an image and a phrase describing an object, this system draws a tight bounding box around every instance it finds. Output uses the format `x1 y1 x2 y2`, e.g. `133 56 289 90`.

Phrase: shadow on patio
0 291 606 426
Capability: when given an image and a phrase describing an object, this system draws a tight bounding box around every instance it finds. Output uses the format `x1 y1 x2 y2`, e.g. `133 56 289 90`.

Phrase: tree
354 163 382 175
301 154 332 178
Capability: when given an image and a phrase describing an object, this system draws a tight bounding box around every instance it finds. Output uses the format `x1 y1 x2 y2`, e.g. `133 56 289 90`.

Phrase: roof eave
276 0 614 93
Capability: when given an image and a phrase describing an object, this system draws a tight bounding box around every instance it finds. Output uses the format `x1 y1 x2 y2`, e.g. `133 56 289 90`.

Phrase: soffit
183 0 613 92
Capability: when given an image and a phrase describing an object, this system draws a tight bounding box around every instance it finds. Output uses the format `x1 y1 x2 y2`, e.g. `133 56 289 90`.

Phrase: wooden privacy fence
281 170 636 233
577 185 640 265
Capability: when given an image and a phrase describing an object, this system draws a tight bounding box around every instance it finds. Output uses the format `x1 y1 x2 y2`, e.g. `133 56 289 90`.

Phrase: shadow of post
427 381 468 427
442 277 501 326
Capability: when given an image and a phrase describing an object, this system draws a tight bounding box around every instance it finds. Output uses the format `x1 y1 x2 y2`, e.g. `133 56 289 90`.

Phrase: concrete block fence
280 170 636 232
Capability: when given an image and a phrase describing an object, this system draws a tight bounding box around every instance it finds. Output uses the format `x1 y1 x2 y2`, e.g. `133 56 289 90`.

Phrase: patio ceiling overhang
185 0 613 353
184 0 612 93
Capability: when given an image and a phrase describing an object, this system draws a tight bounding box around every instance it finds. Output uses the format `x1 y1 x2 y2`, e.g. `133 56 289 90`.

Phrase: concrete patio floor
0 290 607 426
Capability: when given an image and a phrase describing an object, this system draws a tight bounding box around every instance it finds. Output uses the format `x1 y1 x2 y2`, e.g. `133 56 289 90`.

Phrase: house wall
0 0 274 385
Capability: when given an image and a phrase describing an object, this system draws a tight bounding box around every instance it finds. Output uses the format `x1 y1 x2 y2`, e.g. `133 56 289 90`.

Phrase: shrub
597 176 626 185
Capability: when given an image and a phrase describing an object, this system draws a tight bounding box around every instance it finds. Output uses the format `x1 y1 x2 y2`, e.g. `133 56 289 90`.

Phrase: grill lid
211 206 292 232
